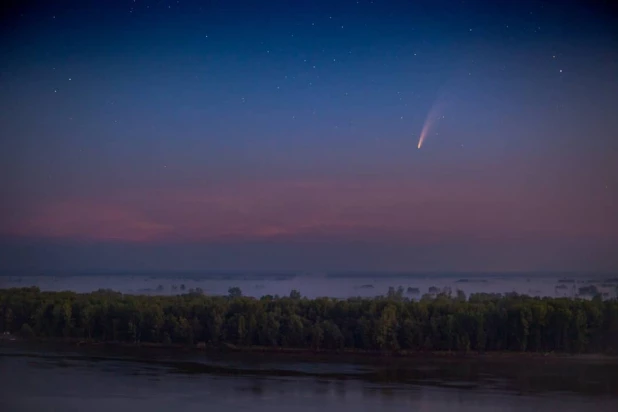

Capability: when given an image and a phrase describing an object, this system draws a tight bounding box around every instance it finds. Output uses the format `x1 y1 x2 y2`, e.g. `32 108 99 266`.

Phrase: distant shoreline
2 270 615 278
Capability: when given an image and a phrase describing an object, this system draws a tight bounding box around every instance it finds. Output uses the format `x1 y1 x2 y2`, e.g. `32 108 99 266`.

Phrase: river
1 343 617 411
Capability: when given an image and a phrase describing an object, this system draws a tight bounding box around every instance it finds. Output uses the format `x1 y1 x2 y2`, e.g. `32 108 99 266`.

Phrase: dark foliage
1 287 617 353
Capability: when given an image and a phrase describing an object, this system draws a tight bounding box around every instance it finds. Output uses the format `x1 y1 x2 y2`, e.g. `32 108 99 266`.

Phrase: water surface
1 344 617 411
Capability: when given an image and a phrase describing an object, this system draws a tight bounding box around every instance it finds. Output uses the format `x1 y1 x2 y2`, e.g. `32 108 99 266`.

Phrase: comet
417 102 444 149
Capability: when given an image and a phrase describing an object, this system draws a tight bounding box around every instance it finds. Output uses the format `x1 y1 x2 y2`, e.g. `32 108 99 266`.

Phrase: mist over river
1 272 616 299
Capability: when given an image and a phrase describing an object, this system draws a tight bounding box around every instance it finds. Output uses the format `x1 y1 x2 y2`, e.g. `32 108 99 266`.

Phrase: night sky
1 0 617 273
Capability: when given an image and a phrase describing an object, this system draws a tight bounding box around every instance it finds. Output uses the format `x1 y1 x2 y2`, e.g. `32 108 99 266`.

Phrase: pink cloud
3 177 615 243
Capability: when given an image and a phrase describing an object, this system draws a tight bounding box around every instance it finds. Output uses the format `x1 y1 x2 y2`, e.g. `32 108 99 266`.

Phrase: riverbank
3 336 617 366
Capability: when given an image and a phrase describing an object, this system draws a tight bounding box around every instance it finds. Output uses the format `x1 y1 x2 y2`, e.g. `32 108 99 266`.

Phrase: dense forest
2 287 618 354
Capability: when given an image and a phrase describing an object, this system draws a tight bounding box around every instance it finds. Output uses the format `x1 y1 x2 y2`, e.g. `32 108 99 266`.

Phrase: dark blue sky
1 0 617 273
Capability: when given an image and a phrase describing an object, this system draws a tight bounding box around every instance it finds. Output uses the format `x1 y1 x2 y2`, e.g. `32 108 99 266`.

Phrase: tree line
1 287 617 354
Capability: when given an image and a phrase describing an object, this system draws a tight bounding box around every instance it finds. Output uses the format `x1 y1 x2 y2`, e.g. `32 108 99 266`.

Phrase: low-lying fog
1 272 617 300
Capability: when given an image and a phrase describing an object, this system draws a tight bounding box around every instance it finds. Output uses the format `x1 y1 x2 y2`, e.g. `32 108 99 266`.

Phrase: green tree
3 307 13 333
228 287 243 298
20 323 34 338
375 304 400 351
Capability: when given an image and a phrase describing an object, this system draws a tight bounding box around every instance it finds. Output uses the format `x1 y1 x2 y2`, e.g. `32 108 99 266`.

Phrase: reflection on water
1 345 617 411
